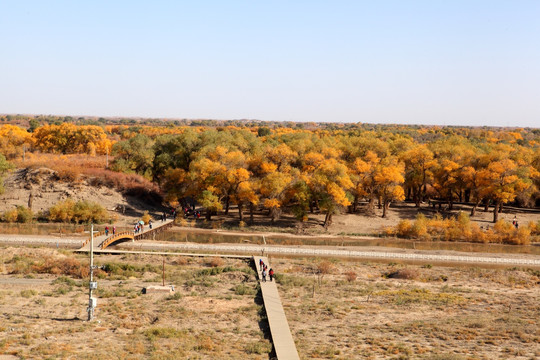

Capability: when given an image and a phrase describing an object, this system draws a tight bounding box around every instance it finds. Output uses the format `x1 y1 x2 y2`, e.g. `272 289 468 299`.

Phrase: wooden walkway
254 256 300 360
78 219 174 251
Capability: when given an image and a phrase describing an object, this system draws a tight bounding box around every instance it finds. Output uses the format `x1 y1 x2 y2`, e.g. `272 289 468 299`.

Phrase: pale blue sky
0 1 539 127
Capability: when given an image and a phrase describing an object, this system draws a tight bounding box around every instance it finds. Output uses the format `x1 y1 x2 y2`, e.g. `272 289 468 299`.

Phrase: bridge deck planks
254 256 300 360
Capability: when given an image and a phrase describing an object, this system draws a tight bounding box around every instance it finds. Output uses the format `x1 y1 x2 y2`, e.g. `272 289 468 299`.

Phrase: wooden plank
254 256 300 360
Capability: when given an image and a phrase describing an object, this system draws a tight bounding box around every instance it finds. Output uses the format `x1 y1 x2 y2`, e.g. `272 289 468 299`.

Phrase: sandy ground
0 248 271 360
0 247 538 359
0 168 162 225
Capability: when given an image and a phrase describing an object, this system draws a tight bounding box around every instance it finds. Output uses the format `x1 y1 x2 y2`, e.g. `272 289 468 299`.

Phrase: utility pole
87 224 98 321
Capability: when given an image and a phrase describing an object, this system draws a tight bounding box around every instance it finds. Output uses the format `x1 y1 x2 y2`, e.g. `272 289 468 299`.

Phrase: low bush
49 199 109 224
2 206 33 223
32 257 89 279
207 257 224 268
344 271 357 282
384 268 419 280
391 213 532 245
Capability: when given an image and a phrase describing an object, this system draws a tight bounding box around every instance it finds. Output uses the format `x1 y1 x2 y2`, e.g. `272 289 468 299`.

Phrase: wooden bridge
78 219 175 251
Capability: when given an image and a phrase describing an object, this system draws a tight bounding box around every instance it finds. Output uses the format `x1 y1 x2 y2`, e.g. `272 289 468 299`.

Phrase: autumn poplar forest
0 117 539 241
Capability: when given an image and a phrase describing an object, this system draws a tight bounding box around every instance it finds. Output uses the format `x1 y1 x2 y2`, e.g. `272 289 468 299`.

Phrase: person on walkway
112 226 116 235
149 220 152 229
105 226 109 236
269 268 274 282
262 269 267 282
259 259 264 271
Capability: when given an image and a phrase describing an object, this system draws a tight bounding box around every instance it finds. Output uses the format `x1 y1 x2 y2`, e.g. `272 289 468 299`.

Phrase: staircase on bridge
78 219 175 251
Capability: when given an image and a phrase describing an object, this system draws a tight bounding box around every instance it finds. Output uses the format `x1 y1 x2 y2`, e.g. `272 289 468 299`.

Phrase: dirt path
115 241 540 267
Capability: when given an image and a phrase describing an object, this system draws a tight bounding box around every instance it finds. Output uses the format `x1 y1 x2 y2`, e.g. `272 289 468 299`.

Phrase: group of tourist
134 223 144 234
259 259 275 282
104 226 116 237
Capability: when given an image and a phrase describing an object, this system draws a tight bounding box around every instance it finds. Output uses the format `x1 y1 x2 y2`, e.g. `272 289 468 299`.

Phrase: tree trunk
464 189 471 203
493 201 500 223
382 200 389 218
224 196 230 215
206 210 212 221
238 202 244 222
498 203 503 213
470 200 480 216
367 196 375 213
377 196 382 209
323 212 333 228
352 195 358 212
484 199 490 212
249 203 254 225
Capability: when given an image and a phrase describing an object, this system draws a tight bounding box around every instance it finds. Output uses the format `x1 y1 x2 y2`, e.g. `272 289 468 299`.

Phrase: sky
0 1 539 127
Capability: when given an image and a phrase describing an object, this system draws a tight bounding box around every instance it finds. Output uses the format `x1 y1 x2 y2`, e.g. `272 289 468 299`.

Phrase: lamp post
87 224 98 321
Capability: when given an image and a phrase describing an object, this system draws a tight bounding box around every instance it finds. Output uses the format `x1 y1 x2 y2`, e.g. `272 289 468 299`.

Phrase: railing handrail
82 219 174 250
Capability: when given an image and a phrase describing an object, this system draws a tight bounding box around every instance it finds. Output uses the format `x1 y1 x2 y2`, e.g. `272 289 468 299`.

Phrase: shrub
16 206 33 223
207 257 224 268
411 214 428 239
141 211 152 225
1 206 33 223
396 220 412 237
20 289 37 298
389 213 533 245
49 199 109 224
32 257 89 278
385 268 419 280
3 208 18 223
232 283 256 296
344 271 357 282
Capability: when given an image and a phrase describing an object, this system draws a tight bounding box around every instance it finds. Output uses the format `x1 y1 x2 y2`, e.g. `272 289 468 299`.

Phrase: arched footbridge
79 219 175 251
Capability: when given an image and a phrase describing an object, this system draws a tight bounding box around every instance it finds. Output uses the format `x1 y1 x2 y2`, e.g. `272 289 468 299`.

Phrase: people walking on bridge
259 259 264 271
105 226 109 236
262 269 267 282
149 220 153 229
269 268 274 282
112 226 116 235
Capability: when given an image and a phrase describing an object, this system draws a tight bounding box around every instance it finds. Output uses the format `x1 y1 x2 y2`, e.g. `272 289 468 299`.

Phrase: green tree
111 134 155 178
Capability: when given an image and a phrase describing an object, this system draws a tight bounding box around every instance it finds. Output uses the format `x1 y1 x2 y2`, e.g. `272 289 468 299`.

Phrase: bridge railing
81 230 106 248
100 231 134 249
